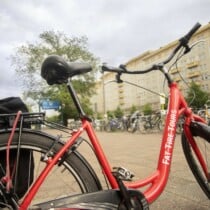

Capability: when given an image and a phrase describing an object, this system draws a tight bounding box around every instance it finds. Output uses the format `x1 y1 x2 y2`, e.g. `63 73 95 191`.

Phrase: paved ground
44 129 210 209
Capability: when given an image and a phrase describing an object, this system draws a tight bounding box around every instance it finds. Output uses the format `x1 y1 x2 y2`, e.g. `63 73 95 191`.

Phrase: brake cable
1 111 22 193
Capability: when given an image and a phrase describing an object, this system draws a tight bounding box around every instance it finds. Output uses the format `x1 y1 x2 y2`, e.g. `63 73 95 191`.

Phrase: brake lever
179 38 191 54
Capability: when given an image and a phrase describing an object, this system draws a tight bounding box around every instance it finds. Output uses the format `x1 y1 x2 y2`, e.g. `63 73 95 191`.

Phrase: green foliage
46 115 61 123
106 107 124 119
96 113 103 119
164 97 168 110
129 105 137 114
186 82 210 109
114 106 124 118
142 103 153 115
11 30 100 123
107 111 114 118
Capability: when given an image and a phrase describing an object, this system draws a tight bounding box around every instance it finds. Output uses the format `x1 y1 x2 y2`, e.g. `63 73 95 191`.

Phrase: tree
186 81 210 109
11 31 99 124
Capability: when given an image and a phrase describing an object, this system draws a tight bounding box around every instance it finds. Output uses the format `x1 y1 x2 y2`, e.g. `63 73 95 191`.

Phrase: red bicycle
0 22 209 210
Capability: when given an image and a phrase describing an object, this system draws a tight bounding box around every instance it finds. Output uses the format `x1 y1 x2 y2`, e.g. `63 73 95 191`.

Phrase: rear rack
0 112 45 127
0 112 75 134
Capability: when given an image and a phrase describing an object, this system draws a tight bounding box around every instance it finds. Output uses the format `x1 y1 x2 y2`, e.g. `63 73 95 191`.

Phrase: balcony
174 77 181 82
119 97 124 105
187 61 199 69
170 68 180 74
187 71 200 78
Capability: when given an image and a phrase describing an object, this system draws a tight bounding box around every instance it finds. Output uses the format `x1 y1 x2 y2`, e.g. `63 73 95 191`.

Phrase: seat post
67 80 86 118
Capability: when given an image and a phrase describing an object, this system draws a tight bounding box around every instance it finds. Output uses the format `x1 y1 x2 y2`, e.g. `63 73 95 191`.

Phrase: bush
142 103 152 115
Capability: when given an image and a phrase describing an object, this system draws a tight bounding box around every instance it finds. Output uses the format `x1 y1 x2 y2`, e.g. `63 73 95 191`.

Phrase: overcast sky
0 0 210 98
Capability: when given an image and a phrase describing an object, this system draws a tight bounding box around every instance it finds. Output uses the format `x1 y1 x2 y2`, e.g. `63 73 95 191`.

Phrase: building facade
91 23 210 115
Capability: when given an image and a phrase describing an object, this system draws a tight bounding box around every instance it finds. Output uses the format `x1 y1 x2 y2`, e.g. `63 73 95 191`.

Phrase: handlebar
181 22 201 44
101 23 201 75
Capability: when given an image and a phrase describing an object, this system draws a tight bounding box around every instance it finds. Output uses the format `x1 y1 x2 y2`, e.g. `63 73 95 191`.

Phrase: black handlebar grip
184 22 201 41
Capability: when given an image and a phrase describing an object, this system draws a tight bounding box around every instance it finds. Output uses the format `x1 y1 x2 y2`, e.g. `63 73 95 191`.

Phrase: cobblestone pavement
43 129 210 209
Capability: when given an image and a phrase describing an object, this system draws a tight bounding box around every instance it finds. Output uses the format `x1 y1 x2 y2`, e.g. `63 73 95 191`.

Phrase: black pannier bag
0 96 29 129
0 97 34 199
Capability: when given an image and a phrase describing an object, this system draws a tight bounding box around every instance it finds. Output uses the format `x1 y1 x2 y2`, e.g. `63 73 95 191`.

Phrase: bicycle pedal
112 167 134 181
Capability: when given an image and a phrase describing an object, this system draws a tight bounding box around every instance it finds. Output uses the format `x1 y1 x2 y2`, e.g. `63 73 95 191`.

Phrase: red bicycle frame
124 82 206 202
19 81 207 209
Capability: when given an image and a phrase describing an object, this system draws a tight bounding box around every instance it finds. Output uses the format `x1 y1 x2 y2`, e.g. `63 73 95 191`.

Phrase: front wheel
181 132 210 199
0 129 102 208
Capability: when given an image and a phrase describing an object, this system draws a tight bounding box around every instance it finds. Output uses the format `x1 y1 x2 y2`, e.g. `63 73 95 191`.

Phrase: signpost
159 93 166 115
39 100 60 110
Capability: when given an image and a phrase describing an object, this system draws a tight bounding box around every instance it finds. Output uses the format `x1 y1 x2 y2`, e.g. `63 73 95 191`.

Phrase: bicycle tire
127 122 137 133
138 121 147 134
157 119 164 131
181 132 210 199
0 129 102 208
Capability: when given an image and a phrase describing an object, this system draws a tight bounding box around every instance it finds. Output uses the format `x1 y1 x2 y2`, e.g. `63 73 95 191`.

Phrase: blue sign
40 100 60 110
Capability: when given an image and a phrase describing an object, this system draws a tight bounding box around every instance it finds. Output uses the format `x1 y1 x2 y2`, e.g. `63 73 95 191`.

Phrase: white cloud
0 0 210 98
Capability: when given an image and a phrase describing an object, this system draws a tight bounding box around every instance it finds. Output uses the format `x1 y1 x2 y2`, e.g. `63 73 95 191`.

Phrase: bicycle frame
121 82 206 202
18 78 208 210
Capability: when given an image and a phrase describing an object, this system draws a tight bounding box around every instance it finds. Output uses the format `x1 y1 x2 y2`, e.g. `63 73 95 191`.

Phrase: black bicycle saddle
41 55 92 85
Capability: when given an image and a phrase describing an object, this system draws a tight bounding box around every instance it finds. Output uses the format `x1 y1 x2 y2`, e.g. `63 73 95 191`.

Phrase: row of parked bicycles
92 104 210 134
91 111 164 134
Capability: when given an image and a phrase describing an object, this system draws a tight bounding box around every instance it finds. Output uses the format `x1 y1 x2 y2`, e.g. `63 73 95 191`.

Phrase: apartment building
91 23 210 114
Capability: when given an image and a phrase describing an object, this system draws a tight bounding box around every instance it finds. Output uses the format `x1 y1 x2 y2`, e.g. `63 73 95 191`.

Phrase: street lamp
102 75 115 117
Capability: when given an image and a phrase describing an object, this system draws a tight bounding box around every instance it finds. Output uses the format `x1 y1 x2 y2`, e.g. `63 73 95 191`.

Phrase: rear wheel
181 132 210 198
0 130 102 208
